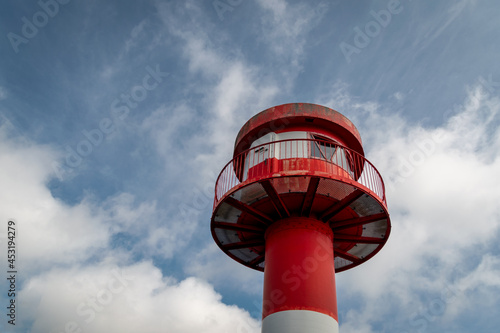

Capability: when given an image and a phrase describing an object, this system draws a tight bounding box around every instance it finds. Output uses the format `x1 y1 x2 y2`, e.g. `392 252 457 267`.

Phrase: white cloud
255 0 329 70
393 91 405 102
0 122 190 274
340 311 375 333
0 126 108 271
153 2 279 185
98 192 190 259
151 5 500 327
124 19 149 54
140 103 195 161
1 1 498 332
320 83 500 330
19 261 260 333
443 254 500 320
184 242 263 296
100 17 161 81
0 123 259 332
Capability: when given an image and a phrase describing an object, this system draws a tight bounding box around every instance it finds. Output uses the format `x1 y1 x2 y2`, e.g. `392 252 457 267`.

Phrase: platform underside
211 175 390 272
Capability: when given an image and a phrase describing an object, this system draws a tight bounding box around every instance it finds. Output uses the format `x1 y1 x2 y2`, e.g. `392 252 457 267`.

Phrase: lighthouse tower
211 103 391 332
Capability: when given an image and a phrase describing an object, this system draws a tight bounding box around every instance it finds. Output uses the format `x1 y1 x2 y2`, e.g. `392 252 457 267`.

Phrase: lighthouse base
262 217 339 332
262 310 339 333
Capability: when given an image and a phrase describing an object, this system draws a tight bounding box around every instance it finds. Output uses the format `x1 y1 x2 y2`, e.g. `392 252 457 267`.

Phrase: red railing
214 139 386 208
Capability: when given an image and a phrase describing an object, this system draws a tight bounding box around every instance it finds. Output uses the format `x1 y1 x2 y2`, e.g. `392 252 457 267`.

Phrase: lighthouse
211 103 391 332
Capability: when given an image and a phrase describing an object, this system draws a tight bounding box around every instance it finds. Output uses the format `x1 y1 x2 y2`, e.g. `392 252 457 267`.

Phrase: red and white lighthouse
211 103 391 332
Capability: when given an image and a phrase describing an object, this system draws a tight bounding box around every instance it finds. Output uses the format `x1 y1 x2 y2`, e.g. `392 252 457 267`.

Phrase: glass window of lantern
311 135 337 160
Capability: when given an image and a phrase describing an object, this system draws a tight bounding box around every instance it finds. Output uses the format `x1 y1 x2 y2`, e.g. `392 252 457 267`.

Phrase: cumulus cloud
319 83 500 331
18 261 260 333
184 242 263 296
0 125 108 271
1 1 497 332
1 120 210 276
0 119 259 333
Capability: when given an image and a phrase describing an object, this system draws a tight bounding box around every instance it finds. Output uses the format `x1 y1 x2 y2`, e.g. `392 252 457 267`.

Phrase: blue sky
1 0 499 332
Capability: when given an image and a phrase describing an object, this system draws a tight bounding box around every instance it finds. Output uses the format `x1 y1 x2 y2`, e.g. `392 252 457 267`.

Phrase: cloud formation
19 261 260 333
319 83 500 332
1 1 499 332
0 122 259 332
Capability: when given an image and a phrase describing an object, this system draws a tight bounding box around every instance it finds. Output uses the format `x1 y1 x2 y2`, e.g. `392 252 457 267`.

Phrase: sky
0 0 499 332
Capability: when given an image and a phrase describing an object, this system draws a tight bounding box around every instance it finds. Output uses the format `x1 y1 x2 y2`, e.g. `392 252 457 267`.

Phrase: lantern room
211 103 390 273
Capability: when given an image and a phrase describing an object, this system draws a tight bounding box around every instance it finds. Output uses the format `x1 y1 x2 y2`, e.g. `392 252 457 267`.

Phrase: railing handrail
214 138 386 208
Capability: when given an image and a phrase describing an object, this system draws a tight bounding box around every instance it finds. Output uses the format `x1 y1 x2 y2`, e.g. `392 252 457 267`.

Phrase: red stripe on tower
262 217 338 333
